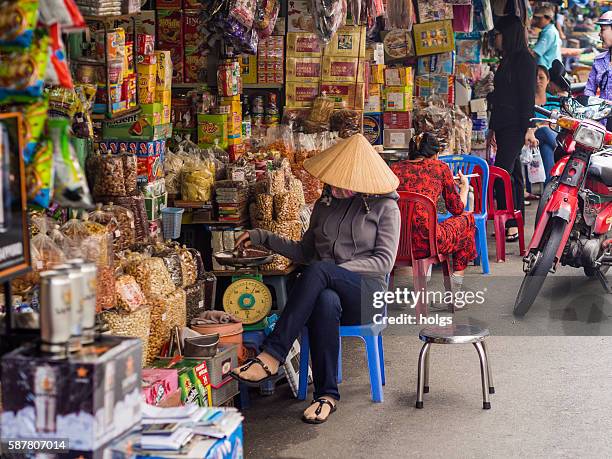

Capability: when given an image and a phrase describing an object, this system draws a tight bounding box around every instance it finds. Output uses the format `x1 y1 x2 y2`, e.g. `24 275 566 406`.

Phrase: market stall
0 0 508 455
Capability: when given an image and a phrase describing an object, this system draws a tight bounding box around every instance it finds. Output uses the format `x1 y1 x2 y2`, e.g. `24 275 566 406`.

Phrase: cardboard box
324 25 366 58
364 84 383 112
415 75 454 104
138 155 163 185
240 54 257 84
197 113 228 148
183 10 204 48
141 369 178 406
140 103 162 125
154 50 173 90
383 128 414 148
98 139 162 156
363 113 383 145
286 57 322 82
183 47 207 84
321 56 364 83
417 51 455 75
286 32 323 56
102 112 173 140
155 89 172 107
156 9 182 47
136 54 157 65
370 64 385 84
285 82 319 107
144 191 168 219
383 112 412 129
1 337 142 453
157 0 181 8
136 34 155 56
370 42 385 64
383 86 413 112
384 67 414 87
136 65 156 104
320 83 365 109
151 358 212 407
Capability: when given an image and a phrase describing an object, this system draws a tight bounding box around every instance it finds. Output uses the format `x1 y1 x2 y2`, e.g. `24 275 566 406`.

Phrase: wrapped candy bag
48 118 93 208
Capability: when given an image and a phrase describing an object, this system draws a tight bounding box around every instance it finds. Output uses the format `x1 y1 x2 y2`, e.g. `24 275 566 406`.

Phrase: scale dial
222 278 273 324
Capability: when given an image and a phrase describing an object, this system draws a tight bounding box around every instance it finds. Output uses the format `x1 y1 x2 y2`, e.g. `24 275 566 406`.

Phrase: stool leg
482 341 495 394
298 330 309 401
364 335 383 402
424 347 430 393
378 334 386 386
473 342 491 409
416 342 431 409
276 277 288 312
337 337 343 384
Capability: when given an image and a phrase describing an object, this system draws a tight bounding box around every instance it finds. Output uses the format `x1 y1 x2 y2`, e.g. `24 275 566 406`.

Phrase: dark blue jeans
535 126 557 184
263 261 376 401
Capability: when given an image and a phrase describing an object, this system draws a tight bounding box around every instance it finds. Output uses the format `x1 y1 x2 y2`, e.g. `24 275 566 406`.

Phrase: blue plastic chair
297 276 390 403
439 155 490 275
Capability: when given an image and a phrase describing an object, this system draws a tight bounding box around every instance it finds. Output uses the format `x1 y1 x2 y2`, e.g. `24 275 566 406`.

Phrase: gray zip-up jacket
249 190 401 289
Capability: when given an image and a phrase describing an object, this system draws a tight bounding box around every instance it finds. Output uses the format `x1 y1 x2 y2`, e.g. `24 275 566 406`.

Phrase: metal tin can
53 264 84 353
76 262 98 345
39 270 72 357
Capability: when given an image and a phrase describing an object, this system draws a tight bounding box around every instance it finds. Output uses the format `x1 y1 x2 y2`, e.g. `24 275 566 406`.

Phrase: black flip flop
230 357 283 387
302 398 337 424
506 232 519 243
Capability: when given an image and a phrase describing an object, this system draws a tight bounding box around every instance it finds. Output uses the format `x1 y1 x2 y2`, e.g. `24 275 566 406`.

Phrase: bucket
190 321 246 362
161 207 184 239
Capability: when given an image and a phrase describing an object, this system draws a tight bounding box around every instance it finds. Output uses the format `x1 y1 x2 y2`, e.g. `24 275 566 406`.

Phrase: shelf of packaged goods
91 107 141 121
171 83 283 90
82 12 141 23
171 83 212 89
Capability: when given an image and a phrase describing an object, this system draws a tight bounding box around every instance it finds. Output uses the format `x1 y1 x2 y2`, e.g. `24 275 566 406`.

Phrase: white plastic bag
520 145 533 164
527 147 546 184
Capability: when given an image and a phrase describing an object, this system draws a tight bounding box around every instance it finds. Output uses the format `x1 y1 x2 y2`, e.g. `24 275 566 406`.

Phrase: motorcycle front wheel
514 218 567 317
535 176 560 230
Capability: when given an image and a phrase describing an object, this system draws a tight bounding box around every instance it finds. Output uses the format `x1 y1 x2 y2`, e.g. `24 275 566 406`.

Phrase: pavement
243 201 612 458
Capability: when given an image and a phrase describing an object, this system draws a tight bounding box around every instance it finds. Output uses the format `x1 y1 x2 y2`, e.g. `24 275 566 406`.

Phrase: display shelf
91 107 141 121
243 83 283 89
82 12 141 23
172 83 211 89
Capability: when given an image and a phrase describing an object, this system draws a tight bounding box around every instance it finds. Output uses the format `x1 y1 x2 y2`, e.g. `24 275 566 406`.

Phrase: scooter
514 65 612 316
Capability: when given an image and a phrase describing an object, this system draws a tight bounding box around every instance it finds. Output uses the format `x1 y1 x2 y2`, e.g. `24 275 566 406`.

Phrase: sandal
506 231 519 243
230 357 283 387
302 398 337 424
525 193 540 201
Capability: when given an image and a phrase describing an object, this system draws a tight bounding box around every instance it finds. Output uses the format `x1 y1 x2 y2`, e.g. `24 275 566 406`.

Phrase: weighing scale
214 250 274 331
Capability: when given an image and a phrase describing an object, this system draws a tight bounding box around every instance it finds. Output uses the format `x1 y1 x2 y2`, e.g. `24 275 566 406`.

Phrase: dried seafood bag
414 99 454 155
102 203 136 251
101 305 151 366
126 255 175 300
115 274 147 313
264 125 296 163
453 107 472 154
310 0 347 43
305 95 335 133
330 108 362 138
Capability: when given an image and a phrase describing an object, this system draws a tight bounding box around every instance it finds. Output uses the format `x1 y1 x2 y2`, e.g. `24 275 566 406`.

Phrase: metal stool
416 324 494 410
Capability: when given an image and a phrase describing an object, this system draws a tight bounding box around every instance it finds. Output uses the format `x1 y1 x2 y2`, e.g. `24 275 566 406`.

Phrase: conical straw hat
303 134 400 194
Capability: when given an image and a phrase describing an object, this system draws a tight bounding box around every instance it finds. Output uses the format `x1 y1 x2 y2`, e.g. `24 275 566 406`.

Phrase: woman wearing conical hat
230 134 401 423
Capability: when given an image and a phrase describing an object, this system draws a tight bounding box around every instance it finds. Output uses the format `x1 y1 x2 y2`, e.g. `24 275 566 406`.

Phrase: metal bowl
183 333 220 358
213 249 274 267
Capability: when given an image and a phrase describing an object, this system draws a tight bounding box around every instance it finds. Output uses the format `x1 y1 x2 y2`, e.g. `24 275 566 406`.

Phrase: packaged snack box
285 82 319 107
324 25 366 58
197 114 228 148
286 57 322 82
286 32 323 57
321 56 365 83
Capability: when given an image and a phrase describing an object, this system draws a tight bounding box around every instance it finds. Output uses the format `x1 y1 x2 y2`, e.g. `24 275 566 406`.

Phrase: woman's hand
455 170 469 191
235 231 252 250
525 129 539 148
486 130 497 150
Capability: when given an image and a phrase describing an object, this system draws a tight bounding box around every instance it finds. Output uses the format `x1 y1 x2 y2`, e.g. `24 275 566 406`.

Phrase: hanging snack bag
0 33 49 103
25 139 54 208
0 0 39 48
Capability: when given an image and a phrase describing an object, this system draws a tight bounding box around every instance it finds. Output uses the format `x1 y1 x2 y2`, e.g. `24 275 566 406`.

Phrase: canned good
52 264 83 353
68 260 97 345
39 270 72 357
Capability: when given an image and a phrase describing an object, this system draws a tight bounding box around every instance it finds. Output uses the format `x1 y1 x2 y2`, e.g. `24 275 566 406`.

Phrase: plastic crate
161 207 184 239
210 378 239 406
202 345 238 386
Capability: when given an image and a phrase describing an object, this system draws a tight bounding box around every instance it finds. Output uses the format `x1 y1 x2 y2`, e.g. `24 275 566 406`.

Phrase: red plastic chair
487 166 526 262
394 191 453 317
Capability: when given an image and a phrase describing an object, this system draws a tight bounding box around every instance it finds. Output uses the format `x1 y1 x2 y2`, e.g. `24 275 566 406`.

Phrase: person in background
229 134 401 424
532 5 563 69
527 65 561 184
391 133 476 293
585 11 612 106
488 15 537 243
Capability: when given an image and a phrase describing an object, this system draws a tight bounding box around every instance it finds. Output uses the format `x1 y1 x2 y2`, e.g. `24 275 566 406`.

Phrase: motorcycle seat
588 154 612 186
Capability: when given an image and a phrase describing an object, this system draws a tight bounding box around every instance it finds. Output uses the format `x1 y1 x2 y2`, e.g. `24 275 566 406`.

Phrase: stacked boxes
183 10 207 83
156 9 184 83
258 36 284 84
381 66 414 148
197 114 228 149
220 95 244 161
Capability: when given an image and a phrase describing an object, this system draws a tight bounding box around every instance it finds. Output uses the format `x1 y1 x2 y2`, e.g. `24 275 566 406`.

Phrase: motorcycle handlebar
534 105 552 117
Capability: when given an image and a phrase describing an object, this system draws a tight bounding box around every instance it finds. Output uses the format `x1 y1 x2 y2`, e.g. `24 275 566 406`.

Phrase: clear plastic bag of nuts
176 245 197 288
126 256 175 299
92 152 126 197
146 297 172 365
102 203 136 251
101 305 151 366
274 192 301 221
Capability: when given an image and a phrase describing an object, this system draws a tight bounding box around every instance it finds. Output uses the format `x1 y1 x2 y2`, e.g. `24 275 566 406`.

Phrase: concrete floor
243 202 612 458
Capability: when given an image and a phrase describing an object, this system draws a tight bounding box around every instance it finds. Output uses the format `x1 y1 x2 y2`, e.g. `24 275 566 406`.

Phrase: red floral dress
391 158 477 271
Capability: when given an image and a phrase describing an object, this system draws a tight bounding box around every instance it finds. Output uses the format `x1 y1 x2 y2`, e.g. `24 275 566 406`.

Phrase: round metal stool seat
419 324 490 345
415 324 494 410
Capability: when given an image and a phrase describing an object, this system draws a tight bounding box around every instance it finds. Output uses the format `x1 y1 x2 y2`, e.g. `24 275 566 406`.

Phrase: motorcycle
514 62 612 316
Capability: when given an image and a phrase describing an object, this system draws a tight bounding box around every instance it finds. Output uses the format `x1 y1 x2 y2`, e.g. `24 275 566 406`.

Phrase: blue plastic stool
439 154 490 275
297 321 387 403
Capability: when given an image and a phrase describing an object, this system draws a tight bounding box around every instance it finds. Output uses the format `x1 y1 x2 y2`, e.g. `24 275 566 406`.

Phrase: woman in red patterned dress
391 133 477 288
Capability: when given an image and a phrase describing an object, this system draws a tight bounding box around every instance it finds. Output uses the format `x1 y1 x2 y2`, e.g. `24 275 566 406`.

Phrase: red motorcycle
514 96 612 316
